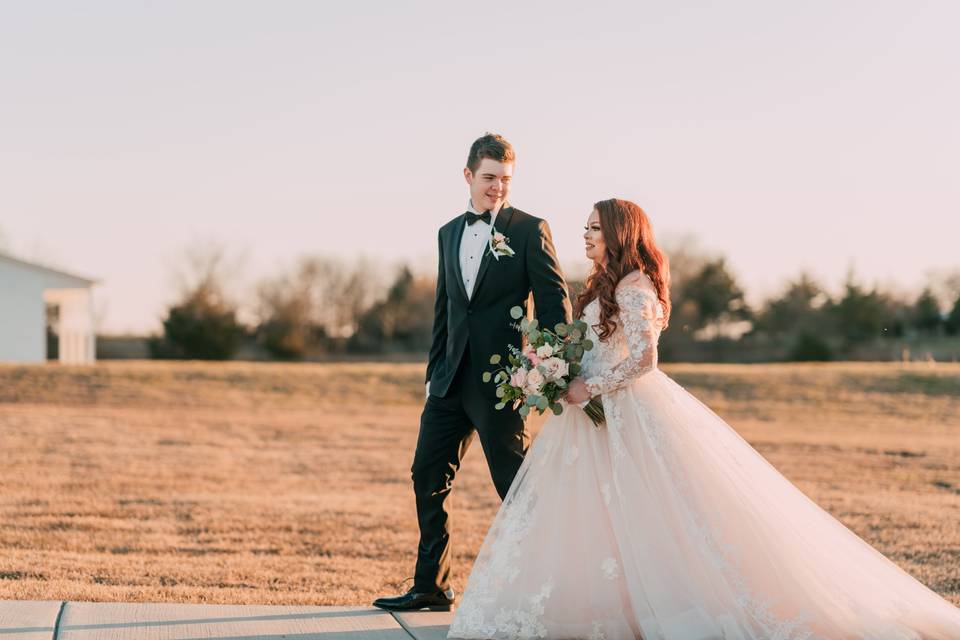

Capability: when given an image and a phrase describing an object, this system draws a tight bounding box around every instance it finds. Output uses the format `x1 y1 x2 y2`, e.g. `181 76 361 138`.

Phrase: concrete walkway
0 600 452 640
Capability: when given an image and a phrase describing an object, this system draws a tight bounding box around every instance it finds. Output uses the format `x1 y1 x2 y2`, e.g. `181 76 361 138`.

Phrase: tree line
148 243 960 363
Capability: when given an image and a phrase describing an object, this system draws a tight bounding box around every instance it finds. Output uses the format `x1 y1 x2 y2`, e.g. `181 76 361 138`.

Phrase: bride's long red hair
573 199 671 341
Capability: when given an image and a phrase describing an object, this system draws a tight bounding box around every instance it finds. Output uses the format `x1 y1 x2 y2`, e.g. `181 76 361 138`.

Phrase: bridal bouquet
483 306 605 426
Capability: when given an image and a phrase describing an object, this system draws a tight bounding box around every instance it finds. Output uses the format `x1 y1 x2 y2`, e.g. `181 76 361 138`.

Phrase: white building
0 253 97 364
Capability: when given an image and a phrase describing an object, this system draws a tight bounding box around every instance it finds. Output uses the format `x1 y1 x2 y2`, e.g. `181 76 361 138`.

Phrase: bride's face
584 209 605 264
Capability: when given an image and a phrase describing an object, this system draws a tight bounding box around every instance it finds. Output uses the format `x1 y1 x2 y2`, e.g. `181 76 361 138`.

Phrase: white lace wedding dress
448 270 960 639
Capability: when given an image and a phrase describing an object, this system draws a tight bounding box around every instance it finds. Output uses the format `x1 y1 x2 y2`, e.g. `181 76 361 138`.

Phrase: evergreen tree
911 288 943 335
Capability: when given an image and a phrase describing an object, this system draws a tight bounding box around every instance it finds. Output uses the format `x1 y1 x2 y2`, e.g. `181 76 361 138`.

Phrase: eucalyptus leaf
555 323 568 336
571 329 582 340
495 386 505 398
551 402 564 416
482 371 492 383
489 354 501 365
529 318 539 330
582 339 594 350
495 401 506 410
510 306 524 320
519 405 530 418
574 345 584 359
535 396 549 411
528 330 541 342
569 363 581 376
526 394 540 406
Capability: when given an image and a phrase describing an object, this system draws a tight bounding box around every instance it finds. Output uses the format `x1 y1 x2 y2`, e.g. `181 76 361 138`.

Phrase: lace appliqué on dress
601 557 620 580
583 285 661 397
448 463 555 639
489 581 554 639
589 620 607 640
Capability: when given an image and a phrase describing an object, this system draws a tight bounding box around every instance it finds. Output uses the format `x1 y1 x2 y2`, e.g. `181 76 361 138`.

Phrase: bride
447 199 960 639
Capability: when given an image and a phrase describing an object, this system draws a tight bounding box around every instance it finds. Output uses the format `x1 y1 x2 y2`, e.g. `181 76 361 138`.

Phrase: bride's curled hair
573 199 671 341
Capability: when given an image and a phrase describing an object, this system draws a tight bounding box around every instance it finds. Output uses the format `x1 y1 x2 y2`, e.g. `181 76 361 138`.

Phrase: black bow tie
465 210 491 226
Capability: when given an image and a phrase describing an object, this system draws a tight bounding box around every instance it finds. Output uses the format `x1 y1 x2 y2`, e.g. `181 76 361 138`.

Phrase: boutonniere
488 229 515 260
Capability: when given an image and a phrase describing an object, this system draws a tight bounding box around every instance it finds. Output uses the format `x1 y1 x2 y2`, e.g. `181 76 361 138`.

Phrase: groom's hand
565 378 591 404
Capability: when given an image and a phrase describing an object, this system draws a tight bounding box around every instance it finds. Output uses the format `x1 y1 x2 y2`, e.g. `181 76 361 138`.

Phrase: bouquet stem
584 396 605 427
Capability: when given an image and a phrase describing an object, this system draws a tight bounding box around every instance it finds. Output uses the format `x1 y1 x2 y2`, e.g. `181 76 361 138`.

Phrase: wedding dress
447 270 960 639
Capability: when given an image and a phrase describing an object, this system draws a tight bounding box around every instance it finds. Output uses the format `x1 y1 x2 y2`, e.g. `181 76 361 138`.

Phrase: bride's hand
565 378 591 404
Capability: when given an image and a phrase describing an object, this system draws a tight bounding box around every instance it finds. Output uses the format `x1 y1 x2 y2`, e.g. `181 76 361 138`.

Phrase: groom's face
464 158 513 213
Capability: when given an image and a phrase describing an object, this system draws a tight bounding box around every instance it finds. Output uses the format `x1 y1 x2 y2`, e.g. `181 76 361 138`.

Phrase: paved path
0 600 452 640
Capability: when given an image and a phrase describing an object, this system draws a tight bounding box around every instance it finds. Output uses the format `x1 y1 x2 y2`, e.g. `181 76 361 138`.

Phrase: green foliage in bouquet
483 306 605 426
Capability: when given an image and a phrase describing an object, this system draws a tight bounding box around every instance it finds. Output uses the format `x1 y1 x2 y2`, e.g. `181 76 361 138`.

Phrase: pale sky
2 1 957 334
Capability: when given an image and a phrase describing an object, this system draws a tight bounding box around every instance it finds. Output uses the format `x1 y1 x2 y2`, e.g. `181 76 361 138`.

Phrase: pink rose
509 368 528 389
523 345 540 366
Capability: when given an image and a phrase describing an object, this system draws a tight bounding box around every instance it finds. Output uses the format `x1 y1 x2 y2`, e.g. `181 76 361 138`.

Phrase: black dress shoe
372 587 456 612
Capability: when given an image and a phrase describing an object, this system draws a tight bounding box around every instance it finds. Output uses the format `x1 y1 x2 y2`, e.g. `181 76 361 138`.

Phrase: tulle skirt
447 369 960 639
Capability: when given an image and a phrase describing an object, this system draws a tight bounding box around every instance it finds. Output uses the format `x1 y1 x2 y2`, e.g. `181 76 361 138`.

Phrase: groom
374 133 571 611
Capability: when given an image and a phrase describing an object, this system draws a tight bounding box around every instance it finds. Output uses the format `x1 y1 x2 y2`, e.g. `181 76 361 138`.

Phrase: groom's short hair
466 133 515 173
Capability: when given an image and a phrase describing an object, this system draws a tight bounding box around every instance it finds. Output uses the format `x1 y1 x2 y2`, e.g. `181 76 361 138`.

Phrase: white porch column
43 288 96 364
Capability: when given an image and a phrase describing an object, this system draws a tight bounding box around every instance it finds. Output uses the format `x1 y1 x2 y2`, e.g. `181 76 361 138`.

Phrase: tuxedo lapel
450 215 470 303
471 206 515 299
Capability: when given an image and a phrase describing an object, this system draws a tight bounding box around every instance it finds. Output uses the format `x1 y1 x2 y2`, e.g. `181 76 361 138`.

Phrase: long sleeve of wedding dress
583 280 660 397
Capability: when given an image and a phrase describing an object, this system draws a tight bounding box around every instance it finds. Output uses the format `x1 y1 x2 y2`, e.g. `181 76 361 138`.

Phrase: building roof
0 252 97 287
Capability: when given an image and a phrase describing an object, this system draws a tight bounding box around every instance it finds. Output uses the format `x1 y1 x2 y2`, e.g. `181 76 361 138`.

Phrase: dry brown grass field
1 361 959 607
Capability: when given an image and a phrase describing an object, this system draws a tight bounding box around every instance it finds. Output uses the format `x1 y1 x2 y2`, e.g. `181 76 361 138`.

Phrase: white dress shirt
428 200 505 397
460 200 503 299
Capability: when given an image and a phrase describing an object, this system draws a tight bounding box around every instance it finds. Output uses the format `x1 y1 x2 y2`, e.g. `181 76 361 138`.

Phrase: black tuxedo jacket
426 206 571 398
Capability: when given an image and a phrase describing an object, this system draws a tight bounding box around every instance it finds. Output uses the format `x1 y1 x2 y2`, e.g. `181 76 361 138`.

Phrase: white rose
540 357 569 381
509 368 528 389
536 344 554 359
524 368 545 394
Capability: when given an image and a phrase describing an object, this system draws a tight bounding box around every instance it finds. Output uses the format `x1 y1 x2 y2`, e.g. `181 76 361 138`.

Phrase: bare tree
926 268 960 310
255 256 384 358
255 263 318 359
168 240 246 308
151 240 245 360
326 257 381 338
657 233 712 295
289 256 379 338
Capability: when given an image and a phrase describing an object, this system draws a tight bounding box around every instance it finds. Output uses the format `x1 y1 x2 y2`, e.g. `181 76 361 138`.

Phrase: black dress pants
411 350 528 592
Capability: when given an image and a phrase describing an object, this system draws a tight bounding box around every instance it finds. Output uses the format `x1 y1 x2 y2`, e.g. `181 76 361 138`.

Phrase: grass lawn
1 360 958 606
